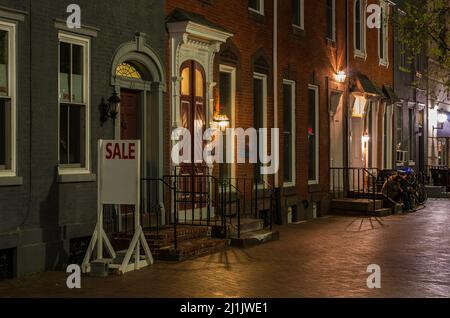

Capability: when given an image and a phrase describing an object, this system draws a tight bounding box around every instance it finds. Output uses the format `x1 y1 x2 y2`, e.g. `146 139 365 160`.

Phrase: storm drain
0 248 14 280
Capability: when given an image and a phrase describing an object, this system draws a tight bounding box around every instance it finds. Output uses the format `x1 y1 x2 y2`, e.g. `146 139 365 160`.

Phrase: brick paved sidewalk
1 199 449 298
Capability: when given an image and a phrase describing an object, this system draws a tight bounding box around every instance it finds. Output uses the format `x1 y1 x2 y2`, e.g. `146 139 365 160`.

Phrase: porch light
100 89 121 125
362 134 370 144
437 113 448 124
335 70 347 83
212 113 230 132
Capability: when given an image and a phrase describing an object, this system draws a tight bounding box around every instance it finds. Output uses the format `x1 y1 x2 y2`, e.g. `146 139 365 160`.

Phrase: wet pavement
1 199 450 298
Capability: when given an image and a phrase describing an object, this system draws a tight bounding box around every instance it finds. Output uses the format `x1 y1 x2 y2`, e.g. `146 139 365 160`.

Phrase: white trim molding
292 0 304 30
57 32 91 176
308 84 320 185
354 0 367 60
283 79 296 188
219 64 237 180
167 20 232 130
0 20 18 178
254 72 268 186
378 0 389 67
249 0 265 16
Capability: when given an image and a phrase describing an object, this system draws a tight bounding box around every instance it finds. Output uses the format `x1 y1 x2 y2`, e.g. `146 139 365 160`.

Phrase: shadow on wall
39 167 67 271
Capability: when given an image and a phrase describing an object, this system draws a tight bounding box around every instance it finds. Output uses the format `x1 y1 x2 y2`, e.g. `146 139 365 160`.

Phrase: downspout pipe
273 0 278 187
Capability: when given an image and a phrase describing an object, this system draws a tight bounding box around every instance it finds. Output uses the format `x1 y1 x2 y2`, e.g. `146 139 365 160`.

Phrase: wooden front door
179 61 207 214
120 89 140 233
120 89 139 140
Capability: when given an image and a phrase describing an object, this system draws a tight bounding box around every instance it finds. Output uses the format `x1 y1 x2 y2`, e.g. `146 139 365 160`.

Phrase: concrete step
228 218 264 236
230 229 280 248
331 198 383 212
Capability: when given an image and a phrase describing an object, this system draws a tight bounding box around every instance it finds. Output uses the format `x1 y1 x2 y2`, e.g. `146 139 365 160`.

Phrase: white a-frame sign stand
82 140 153 275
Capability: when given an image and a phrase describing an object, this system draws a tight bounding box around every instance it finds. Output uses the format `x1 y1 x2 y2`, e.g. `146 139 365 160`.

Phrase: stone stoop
331 198 393 217
228 218 280 248
112 226 229 261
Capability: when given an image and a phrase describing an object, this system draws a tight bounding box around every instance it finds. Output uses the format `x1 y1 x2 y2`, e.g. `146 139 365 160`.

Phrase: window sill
292 25 305 37
58 173 96 184
354 51 367 60
379 59 389 68
248 9 266 23
0 176 23 187
326 38 336 48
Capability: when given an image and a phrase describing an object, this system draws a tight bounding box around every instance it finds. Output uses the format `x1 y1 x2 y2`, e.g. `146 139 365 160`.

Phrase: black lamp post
100 89 121 139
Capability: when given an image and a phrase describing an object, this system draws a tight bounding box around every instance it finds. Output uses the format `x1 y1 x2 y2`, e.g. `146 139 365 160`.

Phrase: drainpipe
273 0 279 187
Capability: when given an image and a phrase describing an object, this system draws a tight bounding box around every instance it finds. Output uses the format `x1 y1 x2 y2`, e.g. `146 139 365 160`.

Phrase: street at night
1 199 449 298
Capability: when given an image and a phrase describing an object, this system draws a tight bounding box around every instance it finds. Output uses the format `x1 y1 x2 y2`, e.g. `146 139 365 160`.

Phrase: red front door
120 89 139 140
120 89 140 233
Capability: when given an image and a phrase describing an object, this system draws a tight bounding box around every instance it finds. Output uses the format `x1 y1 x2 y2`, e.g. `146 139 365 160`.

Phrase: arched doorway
180 60 206 163
110 34 165 230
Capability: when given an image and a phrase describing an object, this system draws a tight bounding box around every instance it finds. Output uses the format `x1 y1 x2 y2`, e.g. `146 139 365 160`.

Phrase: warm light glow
437 113 448 124
362 134 370 143
335 70 347 83
211 113 230 132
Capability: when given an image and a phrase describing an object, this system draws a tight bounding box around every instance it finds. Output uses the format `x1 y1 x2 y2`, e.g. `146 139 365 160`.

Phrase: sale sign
99 140 140 205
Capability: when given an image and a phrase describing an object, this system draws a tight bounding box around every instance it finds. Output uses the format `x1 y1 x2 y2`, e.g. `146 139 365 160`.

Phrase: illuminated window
116 62 142 79
352 96 366 117
181 67 190 96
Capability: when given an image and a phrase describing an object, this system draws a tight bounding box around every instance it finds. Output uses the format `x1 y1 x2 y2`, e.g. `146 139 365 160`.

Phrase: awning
355 74 387 98
383 85 400 103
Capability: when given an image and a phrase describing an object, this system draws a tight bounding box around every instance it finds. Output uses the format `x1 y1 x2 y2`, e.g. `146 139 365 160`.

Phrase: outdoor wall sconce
433 112 448 131
211 113 230 132
335 70 347 83
100 89 121 126
362 134 370 144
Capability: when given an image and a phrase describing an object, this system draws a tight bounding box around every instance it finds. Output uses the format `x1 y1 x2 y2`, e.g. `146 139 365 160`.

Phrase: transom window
0 21 16 176
116 62 142 79
58 33 90 172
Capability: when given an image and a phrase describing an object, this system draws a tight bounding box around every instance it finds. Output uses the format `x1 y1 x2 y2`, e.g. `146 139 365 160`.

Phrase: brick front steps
112 226 229 261
331 198 394 217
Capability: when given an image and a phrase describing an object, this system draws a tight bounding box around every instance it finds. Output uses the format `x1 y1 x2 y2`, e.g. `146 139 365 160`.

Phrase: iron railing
330 167 380 213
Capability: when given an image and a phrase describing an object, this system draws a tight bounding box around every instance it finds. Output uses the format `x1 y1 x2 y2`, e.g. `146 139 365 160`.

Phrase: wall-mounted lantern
100 89 121 126
335 70 347 83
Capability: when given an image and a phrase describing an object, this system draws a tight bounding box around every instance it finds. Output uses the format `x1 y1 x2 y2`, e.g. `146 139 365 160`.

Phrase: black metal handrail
330 167 380 215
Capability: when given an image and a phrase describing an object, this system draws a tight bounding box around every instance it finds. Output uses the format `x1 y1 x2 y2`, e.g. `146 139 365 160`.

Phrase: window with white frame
283 80 296 187
308 85 319 184
0 21 16 176
219 65 236 181
378 1 389 66
249 0 264 15
354 0 367 58
326 0 336 41
292 0 304 30
58 33 90 173
253 72 267 185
